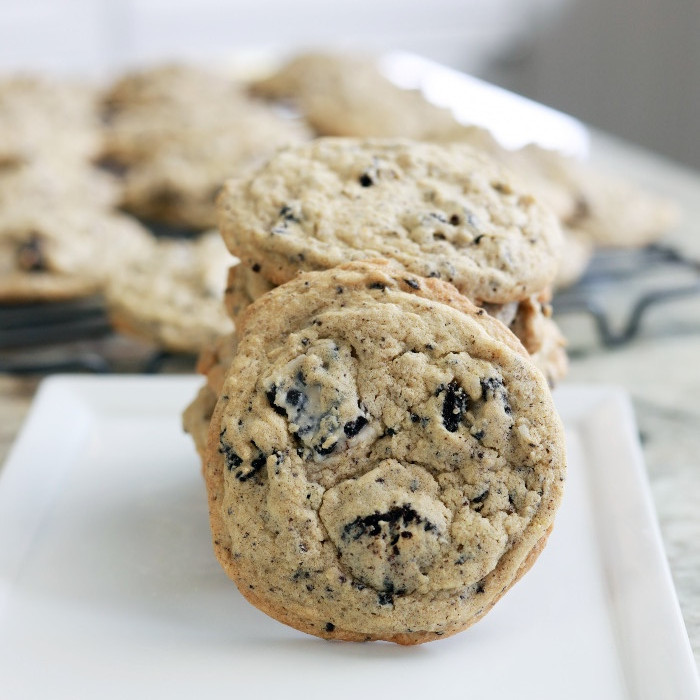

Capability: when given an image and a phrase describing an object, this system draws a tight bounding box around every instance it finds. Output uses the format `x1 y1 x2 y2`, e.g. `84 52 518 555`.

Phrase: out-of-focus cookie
436 131 680 248
103 63 244 114
251 52 459 139
101 72 311 230
218 138 563 304
105 232 235 353
0 209 153 303
203 260 566 643
436 130 582 224
116 110 309 230
0 159 121 214
554 227 594 290
564 167 681 248
0 75 102 166
223 261 567 384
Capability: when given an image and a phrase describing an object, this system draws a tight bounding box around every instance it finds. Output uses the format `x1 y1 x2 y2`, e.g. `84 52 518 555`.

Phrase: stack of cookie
184 137 568 643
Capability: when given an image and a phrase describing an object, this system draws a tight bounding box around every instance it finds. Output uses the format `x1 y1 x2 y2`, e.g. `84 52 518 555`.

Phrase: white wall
486 0 700 170
0 0 558 78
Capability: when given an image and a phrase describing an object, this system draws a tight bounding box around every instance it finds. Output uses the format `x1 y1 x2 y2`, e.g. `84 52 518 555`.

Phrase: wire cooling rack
553 243 700 348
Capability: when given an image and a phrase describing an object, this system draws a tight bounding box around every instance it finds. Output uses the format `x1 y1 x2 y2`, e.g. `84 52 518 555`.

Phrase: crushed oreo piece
440 380 470 432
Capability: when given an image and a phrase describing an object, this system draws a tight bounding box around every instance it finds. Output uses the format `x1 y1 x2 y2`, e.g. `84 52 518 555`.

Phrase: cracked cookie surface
218 138 563 304
204 260 566 643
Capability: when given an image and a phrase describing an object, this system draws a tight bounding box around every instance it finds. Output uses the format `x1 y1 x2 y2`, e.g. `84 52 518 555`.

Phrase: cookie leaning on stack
217 138 568 385
198 260 566 643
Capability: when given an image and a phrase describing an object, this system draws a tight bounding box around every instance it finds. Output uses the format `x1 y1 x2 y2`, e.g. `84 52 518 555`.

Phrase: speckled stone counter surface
0 129 698 669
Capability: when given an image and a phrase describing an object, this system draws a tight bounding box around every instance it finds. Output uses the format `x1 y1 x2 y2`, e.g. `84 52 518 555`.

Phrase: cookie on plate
218 138 563 305
105 231 235 354
437 129 680 249
222 262 275 320
223 261 567 385
251 52 459 139
202 260 566 643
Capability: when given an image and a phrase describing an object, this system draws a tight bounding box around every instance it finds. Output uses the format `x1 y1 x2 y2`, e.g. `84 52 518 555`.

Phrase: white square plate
0 377 697 699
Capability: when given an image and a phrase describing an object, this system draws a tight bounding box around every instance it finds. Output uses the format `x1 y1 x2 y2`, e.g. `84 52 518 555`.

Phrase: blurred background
1 0 699 169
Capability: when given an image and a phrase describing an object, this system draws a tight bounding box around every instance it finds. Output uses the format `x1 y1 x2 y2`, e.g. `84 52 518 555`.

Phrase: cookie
203 260 566 643
436 130 584 224
224 261 567 385
553 227 594 290
102 63 244 115
222 262 275 320
0 209 154 304
105 232 235 353
437 130 681 248
218 138 563 305
103 92 310 230
183 332 239 463
251 52 459 140
563 166 681 248
183 383 219 464
0 158 121 215
0 75 102 166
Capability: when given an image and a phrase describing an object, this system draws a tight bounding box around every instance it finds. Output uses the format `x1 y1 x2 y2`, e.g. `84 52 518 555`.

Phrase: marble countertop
0 128 698 671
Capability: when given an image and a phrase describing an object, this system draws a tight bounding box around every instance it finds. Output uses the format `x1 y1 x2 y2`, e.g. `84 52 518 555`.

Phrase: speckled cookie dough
218 138 563 305
203 260 566 644
251 52 459 140
105 232 235 354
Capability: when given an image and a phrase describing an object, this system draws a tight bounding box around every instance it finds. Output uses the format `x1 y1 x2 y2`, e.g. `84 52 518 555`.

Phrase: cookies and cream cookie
0 75 102 166
202 260 566 643
564 166 681 248
105 231 235 354
0 158 121 214
223 261 567 384
102 82 311 230
103 63 244 115
554 227 594 290
117 110 309 230
251 52 459 139
0 209 153 303
218 138 563 305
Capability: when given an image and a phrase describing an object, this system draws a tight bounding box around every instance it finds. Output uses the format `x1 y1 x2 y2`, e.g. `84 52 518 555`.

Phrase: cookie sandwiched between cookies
201 260 566 644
